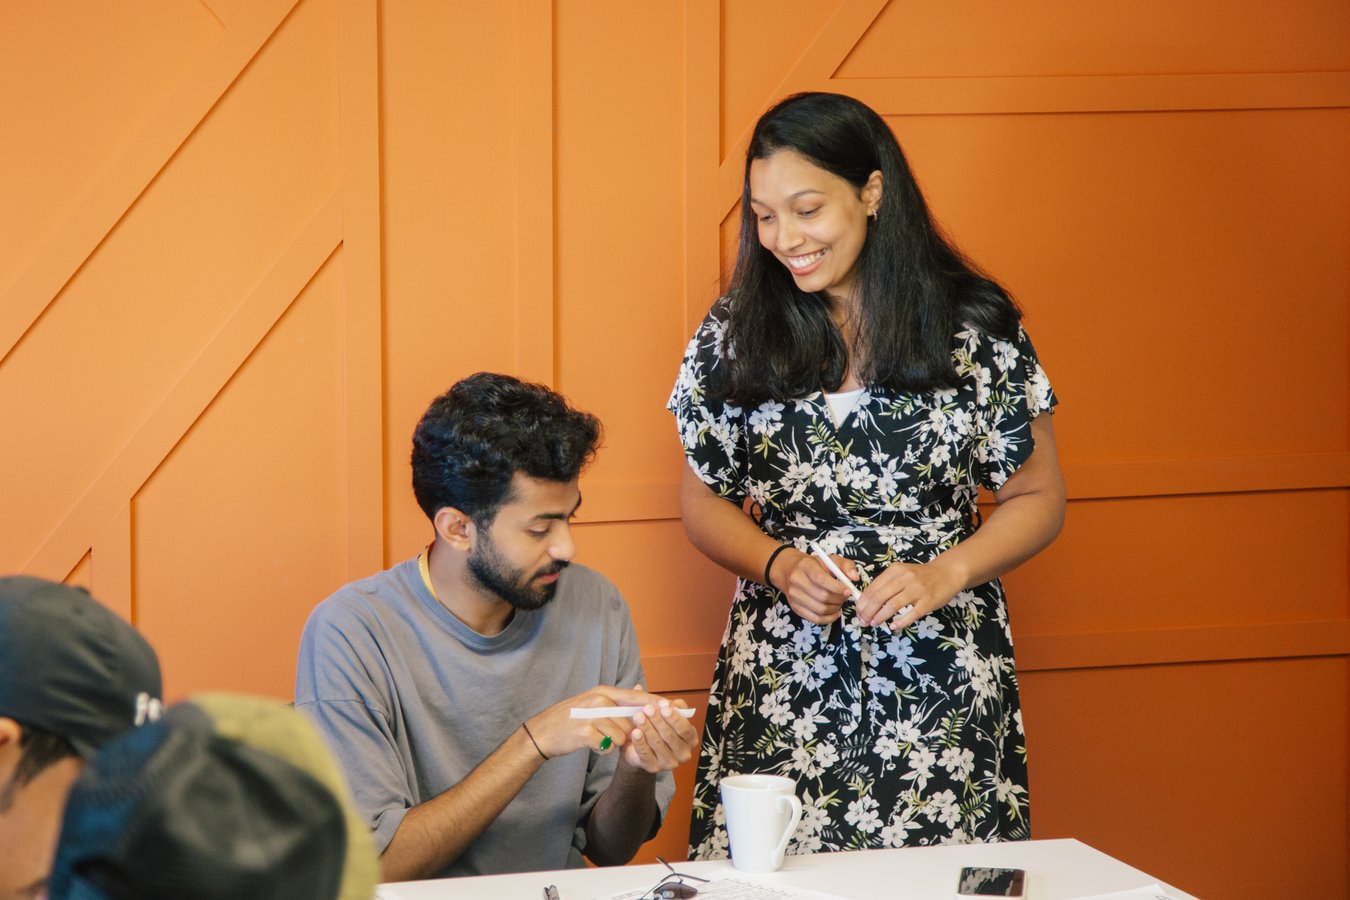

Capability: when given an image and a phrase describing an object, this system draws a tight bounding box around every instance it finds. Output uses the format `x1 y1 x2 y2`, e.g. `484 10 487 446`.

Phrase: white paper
1069 885 1183 900
569 706 696 719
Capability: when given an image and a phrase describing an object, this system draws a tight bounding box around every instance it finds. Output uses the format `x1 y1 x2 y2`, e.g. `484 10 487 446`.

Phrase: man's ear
433 507 475 551
0 717 20 749
0 718 22 778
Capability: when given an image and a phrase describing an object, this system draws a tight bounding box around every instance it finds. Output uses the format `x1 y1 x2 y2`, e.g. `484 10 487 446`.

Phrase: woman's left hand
855 559 966 631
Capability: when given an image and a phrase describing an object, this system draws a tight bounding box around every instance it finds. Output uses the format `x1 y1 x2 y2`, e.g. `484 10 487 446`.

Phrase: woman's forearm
678 465 786 584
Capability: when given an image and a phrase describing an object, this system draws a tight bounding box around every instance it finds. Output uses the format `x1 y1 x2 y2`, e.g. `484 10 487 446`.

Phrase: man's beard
467 531 568 612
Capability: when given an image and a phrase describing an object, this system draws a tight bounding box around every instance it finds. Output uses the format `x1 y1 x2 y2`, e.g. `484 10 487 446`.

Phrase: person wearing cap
0 576 162 900
46 693 378 900
295 373 700 882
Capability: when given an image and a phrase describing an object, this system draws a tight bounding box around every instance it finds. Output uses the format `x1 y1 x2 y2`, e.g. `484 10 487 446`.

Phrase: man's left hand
617 696 698 773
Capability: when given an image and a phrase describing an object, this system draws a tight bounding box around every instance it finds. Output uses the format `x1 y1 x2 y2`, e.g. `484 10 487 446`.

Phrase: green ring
599 735 613 752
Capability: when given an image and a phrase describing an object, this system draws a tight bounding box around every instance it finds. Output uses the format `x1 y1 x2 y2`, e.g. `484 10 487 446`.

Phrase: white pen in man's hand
570 706 696 720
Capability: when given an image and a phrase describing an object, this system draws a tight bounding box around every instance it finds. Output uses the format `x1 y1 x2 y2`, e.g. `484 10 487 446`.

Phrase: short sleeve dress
667 297 1057 858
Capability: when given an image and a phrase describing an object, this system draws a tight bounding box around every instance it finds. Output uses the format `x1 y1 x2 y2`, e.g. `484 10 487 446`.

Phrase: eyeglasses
641 857 710 900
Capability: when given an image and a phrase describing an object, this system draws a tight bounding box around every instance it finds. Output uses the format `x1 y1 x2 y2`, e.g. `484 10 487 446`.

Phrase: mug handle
771 794 803 867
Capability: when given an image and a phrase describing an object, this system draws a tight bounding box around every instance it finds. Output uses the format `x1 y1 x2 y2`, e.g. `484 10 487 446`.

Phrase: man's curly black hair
411 372 602 526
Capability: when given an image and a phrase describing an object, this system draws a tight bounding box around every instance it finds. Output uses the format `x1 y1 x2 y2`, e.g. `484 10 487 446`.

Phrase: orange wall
2 2 1347 897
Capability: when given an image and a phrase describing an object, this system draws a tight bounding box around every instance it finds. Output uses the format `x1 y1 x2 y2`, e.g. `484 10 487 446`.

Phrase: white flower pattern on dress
667 298 1057 858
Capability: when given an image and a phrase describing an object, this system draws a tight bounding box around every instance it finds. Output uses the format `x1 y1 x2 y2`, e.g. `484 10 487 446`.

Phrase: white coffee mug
719 774 803 873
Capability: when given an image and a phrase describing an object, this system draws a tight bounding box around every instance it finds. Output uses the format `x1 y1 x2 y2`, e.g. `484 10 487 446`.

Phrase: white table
377 839 1200 900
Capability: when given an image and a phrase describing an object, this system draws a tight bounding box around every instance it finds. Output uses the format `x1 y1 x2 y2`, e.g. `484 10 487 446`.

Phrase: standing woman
667 92 1065 857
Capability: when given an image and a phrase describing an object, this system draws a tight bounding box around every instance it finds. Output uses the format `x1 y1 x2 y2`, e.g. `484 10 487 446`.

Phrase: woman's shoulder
682 295 735 353
701 294 734 326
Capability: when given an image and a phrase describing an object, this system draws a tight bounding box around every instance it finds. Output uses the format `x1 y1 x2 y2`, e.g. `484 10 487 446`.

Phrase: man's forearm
380 727 544 882
583 760 660 867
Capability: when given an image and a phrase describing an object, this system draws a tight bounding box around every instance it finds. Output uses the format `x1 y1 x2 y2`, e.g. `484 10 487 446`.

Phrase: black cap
0 576 162 757
48 694 378 900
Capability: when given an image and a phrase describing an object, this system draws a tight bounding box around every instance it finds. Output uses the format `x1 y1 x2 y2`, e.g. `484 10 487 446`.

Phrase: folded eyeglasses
641 857 711 900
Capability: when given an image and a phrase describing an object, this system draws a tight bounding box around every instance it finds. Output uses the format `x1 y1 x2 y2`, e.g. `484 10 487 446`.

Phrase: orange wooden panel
839 0 1350 79
573 520 733 662
553 1 691 506
65 553 93 593
720 0 839 158
1016 620 1349 674
634 689 708 865
717 202 739 299
0 1 217 292
0 0 340 573
715 0 888 190
846 72 1350 118
338 0 387 580
887 109 1350 464
379 1 525 562
1 1 1346 893
1021 657 1348 899
1006 490 1350 636
1065 452 1350 501
134 256 348 701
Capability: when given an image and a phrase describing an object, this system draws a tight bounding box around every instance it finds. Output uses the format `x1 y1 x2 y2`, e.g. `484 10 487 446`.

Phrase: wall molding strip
716 0 888 202
1065 452 1350 501
20 194 343 581
643 619 1350 693
0 0 301 368
338 0 385 577
846 70 1350 118
577 451 1350 525
681 0 721 337
513 0 556 387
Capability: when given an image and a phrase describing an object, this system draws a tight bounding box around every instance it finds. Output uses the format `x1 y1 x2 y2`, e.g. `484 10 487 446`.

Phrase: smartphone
956 866 1026 898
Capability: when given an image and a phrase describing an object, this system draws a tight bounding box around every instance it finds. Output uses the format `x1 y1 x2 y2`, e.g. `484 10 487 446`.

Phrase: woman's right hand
772 549 854 625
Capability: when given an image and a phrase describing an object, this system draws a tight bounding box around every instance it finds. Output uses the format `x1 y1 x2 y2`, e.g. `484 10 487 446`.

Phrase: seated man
296 372 699 881
0 576 162 900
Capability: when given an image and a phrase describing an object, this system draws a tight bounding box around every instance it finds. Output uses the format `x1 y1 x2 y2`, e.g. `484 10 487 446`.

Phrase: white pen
570 706 696 720
809 542 861 600
811 541 916 629
809 541 859 642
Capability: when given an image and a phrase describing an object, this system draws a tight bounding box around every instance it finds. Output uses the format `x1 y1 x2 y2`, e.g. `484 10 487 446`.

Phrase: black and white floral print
667 298 1057 858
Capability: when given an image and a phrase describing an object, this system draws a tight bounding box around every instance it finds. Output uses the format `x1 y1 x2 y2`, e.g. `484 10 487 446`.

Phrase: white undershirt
823 387 866 427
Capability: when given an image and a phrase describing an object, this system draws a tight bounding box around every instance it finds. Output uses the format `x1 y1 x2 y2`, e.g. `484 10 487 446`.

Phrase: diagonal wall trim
91 504 134 623
0 0 300 368
22 193 344 582
717 0 888 201
338 0 385 577
846 70 1350 117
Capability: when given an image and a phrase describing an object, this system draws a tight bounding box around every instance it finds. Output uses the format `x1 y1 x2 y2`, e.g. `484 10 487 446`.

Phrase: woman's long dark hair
715 92 1021 405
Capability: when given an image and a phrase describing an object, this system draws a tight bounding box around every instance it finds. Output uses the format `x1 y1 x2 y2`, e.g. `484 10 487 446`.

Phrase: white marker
809 543 919 631
570 706 696 720
809 542 861 600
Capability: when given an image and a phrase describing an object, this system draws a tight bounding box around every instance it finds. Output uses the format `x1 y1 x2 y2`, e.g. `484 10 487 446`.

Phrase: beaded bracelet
763 544 791 590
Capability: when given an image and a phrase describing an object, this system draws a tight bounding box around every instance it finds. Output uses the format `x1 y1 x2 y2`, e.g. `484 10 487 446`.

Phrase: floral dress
667 298 1057 858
